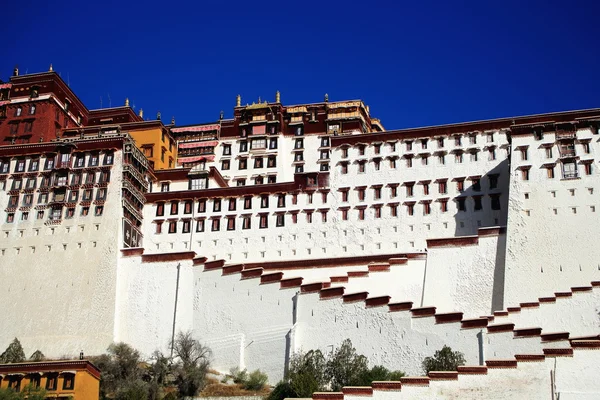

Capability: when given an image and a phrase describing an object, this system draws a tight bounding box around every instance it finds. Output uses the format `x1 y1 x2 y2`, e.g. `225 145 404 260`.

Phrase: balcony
562 170 579 180
556 130 576 140
558 148 576 158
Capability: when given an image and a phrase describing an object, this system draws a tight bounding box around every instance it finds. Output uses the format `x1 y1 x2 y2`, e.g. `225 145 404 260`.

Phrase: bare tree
171 331 212 397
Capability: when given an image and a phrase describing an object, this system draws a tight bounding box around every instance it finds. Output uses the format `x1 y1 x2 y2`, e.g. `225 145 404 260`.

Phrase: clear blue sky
2 0 599 129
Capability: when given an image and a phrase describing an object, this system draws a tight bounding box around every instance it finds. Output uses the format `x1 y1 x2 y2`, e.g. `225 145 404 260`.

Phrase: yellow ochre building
0 360 100 399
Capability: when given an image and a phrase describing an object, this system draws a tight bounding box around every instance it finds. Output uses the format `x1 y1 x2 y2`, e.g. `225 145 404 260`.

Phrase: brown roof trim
434 312 463 324
426 236 478 248
341 387 373 395
146 181 298 203
365 296 391 308
461 318 489 329
541 332 570 342
343 292 369 303
0 138 125 158
331 108 600 146
487 323 515 333
301 282 325 293
388 301 413 312
242 252 418 270
485 360 517 369
515 354 546 362
514 327 542 338
371 381 403 390
320 286 345 299
204 259 225 270
222 264 244 275
141 251 196 263
400 377 429 386
410 306 436 318
280 277 303 288
543 348 574 357
457 366 488 375
428 371 458 380
260 272 284 284
313 393 344 400
240 267 263 279
121 248 144 257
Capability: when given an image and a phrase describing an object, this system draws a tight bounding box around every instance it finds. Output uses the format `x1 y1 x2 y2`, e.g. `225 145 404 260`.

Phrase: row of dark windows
6 205 104 223
340 175 498 202
1 373 74 392
0 152 113 174
3 171 110 191
7 187 107 207
223 155 277 170
156 192 329 216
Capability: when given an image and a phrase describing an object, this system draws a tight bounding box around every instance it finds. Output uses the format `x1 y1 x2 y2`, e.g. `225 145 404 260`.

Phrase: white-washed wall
0 151 123 358
505 127 600 304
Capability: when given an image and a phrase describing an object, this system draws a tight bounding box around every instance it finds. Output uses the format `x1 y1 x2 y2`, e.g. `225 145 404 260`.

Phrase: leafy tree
171 331 211 398
288 349 327 397
0 338 26 364
356 365 405 386
91 342 148 400
422 345 466 374
29 350 45 362
243 369 268 391
325 339 369 391
265 381 295 400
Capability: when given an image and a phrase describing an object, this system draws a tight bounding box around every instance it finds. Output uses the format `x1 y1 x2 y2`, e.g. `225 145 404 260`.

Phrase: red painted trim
426 236 478 248
571 340 600 349
519 302 540 308
343 292 369 303
388 301 413 312
541 332 570 342
330 276 349 283
487 323 515 333
371 381 403 390
591 281 600 287
341 387 373 395
555 292 573 298
507 307 521 313
204 259 225 270
428 371 458 380
141 251 196 263
461 318 489 329
242 253 419 270
457 366 488 375
486 360 517 368
569 335 600 341
260 272 284 284
388 257 408 265
543 348 574 357
571 286 593 292
241 268 263 279
400 377 429 386
365 296 391 308
477 226 506 237
368 263 390 272
313 393 344 400
301 282 324 293
515 354 546 362
434 312 463 324
320 286 345 299
147 181 298 203
280 277 303 288
493 311 509 317
348 271 369 278
121 248 144 257
193 256 208 265
222 264 244 275
410 306 436 318
514 327 542 337
538 297 556 303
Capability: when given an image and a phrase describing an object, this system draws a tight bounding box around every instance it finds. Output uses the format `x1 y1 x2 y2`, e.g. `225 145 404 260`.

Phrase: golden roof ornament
276 91 281 103
324 93 329 102
49 63 53 72
171 116 175 125
156 111 161 120
236 94 241 107
125 98 130 107
13 66 18 76
139 108 144 118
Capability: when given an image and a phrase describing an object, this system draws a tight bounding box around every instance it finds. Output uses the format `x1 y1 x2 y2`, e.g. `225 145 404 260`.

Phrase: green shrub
422 345 466 374
244 369 268 391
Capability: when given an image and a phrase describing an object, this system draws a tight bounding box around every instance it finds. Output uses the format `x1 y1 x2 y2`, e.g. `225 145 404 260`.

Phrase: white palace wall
0 151 124 358
504 126 600 304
